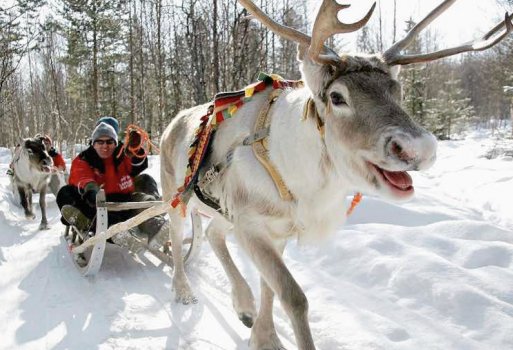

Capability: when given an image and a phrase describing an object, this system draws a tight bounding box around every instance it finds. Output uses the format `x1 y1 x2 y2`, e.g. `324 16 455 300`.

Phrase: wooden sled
63 189 203 276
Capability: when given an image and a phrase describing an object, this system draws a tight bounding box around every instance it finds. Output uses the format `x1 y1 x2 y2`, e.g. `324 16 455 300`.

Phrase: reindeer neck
268 88 350 202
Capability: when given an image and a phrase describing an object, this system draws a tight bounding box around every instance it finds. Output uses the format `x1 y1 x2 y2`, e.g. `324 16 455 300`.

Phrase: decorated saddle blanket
170 72 304 212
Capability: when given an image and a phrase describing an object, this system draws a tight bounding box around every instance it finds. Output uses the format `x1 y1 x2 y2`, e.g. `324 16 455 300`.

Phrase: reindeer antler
237 0 376 65
309 1 376 64
383 0 513 66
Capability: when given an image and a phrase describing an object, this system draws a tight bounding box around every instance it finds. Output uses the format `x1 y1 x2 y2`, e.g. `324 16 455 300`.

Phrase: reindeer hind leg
168 208 197 304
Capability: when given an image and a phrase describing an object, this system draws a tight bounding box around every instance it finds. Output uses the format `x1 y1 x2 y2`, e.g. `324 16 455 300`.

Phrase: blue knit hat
92 122 118 145
96 116 119 134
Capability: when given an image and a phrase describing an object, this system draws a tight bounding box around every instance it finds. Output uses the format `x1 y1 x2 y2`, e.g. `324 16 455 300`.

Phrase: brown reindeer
159 1 512 348
10 137 54 230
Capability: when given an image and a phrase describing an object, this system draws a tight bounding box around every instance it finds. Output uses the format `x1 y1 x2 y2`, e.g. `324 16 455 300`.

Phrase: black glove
128 130 142 148
83 189 98 207
48 147 58 157
82 182 99 207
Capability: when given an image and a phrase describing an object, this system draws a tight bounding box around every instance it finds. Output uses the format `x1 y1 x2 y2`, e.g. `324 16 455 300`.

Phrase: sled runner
63 190 203 276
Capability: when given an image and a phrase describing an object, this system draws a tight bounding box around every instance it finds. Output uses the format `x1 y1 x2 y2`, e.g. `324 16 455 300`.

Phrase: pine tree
400 19 427 126
426 78 475 140
57 0 128 121
0 0 44 95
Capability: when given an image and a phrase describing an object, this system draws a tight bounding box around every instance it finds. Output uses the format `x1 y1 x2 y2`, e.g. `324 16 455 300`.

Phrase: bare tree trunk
48 33 64 146
129 2 135 124
212 0 220 93
510 101 513 137
378 1 383 51
156 0 166 137
393 0 397 43
139 0 146 127
92 0 99 117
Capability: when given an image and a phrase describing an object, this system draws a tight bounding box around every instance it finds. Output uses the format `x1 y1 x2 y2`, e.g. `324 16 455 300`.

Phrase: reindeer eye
330 91 346 106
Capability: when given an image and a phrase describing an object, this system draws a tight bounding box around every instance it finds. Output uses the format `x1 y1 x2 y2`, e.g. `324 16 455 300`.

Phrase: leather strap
252 89 294 201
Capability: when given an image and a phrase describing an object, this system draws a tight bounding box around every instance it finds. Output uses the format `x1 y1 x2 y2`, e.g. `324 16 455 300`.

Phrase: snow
1 131 512 350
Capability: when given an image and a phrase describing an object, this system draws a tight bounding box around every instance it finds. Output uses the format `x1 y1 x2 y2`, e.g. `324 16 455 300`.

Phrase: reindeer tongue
382 170 412 190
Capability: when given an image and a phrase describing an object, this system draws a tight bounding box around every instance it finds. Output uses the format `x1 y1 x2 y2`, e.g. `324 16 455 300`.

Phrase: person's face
93 137 116 159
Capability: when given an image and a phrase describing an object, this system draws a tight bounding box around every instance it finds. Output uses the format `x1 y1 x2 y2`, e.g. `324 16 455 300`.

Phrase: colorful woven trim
170 73 303 214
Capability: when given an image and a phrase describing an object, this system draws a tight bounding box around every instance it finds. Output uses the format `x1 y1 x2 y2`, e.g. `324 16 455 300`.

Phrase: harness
170 73 302 215
244 88 293 201
170 72 362 217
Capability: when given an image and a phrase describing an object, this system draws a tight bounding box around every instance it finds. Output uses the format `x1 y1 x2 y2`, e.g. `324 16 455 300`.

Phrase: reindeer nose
42 158 53 167
387 139 412 163
385 132 437 170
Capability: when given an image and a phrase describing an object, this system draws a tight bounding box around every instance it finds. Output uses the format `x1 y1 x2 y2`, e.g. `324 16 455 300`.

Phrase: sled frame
63 189 203 276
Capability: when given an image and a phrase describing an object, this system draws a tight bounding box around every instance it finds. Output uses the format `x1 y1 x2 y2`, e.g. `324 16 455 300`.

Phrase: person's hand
128 130 142 148
48 147 57 157
82 189 98 207
82 182 99 207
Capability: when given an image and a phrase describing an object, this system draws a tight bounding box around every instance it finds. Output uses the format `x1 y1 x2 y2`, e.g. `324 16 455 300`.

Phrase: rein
116 124 160 158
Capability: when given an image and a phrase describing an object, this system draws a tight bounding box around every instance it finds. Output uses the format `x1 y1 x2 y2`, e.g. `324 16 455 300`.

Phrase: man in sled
56 117 167 251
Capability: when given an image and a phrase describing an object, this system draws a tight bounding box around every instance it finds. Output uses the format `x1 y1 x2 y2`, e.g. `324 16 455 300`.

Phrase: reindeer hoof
172 278 198 305
39 222 50 230
239 313 254 328
175 293 198 305
249 333 286 350
25 213 36 220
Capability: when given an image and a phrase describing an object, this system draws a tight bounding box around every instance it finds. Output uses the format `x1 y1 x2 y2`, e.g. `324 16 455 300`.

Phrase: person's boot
61 205 92 232
148 220 169 250
138 216 169 249
111 228 146 254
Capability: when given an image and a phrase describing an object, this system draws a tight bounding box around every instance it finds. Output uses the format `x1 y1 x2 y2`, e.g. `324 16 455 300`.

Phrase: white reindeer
160 0 512 348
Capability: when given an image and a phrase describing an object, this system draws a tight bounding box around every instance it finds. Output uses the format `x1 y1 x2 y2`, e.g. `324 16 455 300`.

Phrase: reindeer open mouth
41 165 53 173
368 162 414 198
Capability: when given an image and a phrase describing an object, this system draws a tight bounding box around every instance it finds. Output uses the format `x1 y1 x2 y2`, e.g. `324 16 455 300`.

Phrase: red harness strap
346 192 363 216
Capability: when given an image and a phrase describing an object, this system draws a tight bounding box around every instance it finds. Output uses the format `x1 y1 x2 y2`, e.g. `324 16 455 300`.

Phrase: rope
117 124 160 159
346 192 363 216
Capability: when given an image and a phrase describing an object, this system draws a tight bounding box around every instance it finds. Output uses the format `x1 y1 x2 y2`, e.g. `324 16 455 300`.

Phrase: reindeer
10 137 54 230
160 0 512 348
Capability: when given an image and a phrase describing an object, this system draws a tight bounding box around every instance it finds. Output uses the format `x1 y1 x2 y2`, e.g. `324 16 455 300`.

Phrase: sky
306 0 510 51
1 126 512 349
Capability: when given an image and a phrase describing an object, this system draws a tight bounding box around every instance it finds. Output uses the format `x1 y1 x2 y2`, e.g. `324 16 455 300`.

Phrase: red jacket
52 153 66 171
68 145 147 195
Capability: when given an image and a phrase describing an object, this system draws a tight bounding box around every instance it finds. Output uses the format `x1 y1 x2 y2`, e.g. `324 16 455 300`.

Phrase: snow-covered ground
0 130 512 350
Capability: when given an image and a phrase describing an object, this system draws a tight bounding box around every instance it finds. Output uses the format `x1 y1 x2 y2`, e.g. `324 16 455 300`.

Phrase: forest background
1 0 513 156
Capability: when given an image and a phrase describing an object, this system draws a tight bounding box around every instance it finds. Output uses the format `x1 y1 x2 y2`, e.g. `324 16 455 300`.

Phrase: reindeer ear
299 52 338 100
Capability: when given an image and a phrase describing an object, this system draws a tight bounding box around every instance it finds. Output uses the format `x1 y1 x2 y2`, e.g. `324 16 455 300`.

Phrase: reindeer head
21 136 54 174
238 0 512 200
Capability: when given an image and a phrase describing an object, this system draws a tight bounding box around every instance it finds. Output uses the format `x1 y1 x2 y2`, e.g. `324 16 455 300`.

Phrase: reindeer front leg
235 227 315 350
250 274 286 350
38 187 49 230
206 218 256 327
18 187 35 219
